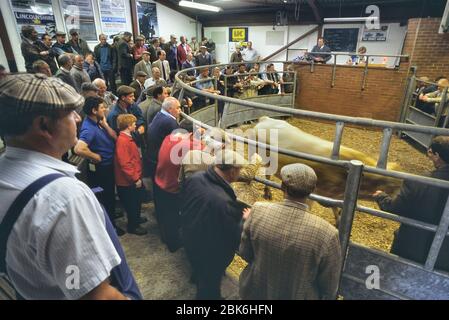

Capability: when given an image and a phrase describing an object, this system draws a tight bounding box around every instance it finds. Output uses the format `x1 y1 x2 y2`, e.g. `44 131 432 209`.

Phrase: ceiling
158 0 447 26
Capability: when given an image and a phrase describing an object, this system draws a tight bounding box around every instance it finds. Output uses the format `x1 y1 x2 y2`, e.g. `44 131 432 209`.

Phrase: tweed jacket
133 60 153 79
152 59 171 81
239 199 342 300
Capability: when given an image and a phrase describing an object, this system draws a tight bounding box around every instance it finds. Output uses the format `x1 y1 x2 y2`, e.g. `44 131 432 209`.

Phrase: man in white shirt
0 73 135 300
242 41 260 67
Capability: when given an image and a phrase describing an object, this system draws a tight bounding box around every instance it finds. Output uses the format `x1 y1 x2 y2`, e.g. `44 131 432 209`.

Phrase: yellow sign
229 28 248 42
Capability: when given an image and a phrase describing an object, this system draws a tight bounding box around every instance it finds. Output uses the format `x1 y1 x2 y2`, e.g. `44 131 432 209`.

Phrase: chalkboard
323 28 359 52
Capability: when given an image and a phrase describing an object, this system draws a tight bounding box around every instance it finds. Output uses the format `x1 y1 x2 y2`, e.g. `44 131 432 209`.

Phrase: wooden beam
130 0 139 36
262 26 320 61
306 0 322 23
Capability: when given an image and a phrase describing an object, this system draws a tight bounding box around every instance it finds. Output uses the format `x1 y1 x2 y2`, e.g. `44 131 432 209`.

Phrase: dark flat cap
136 71 148 78
116 85 136 98
55 31 66 36
0 73 84 115
69 28 79 35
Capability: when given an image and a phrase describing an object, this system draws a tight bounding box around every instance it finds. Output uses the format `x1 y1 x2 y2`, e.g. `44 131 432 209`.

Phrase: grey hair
161 97 179 112
92 78 106 87
58 54 72 67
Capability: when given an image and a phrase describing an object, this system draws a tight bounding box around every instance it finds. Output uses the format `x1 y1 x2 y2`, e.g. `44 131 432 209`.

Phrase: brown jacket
239 199 342 300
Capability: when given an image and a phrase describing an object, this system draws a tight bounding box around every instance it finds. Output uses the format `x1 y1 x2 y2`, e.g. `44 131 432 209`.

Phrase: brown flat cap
0 73 84 115
116 85 136 98
135 71 148 78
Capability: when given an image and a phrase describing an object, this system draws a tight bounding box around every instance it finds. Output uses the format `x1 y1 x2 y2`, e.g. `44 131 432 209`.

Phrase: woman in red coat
114 114 147 235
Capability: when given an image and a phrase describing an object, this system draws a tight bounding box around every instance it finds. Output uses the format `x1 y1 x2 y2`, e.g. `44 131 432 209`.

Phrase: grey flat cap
81 82 99 92
280 163 317 194
136 71 148 77
0 73 84 115
116 85 136 98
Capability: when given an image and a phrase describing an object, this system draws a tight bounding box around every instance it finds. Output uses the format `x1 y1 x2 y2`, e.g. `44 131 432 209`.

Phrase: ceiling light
324 17 379 23
179 1 222 12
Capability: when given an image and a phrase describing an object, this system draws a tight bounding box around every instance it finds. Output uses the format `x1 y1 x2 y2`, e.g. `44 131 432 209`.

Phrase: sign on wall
229 27 248 42
137 1 159 39
10 0 56 37
362 25 389 41
99 0 128 38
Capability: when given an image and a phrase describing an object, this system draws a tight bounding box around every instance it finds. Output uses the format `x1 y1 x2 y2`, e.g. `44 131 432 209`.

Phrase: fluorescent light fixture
179 1 222 12
324 17 379 23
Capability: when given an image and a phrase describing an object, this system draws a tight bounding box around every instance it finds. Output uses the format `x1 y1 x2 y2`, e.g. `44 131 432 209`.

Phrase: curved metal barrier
174 61 449 299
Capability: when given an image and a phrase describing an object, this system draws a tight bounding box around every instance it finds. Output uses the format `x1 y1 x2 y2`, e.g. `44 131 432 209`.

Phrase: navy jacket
107 102 145 133
309 45 332 63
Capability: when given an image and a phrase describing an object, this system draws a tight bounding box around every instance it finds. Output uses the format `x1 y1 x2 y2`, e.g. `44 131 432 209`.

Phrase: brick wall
403 18 449 80
294 62 410 122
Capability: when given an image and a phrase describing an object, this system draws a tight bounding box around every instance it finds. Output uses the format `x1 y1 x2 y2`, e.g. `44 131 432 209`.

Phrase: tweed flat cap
136 71 148 77
0 73 84 115
116 85 136 98
214 149 248 167
280 163 317 194
69 28 79 35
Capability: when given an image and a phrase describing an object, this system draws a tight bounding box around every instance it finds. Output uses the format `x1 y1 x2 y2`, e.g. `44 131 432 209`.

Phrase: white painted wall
205 22 407 68
2 0 201 72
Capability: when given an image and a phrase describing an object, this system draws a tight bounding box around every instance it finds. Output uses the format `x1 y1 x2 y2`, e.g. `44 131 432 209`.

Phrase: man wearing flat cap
180 149 251 299
52 30 74 61
107 85 145 135
129 71 147 100
117 32 134 86
0 74 141 299
68 28 92 57
239 163 342 300
133 51 152 80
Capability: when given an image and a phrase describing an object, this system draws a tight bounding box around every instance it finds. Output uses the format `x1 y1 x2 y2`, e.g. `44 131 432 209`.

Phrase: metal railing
174 61 449 275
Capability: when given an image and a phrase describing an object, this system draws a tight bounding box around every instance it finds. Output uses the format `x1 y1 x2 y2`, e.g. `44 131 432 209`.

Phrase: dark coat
107 102 145 134
117 39 133 70
21 39 42 73
35 41 58 74
146 111 179 176
94 43 115 71
375 165 449 271
180 166 244 269
310 45 332 63
55 68 79 92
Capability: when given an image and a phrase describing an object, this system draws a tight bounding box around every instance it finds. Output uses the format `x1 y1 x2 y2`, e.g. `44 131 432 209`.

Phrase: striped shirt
0 147 121 299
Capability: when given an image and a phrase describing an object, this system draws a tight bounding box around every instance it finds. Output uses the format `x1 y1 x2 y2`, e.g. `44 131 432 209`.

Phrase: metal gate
175 61 449 299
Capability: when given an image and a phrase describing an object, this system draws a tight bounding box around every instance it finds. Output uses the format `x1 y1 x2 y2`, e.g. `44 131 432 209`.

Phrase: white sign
99 0 128 37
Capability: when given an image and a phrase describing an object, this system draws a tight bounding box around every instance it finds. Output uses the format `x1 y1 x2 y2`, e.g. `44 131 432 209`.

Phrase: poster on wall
362 25 389 41
61 0 97 41
99 0 128 38
136 1 159 39
229 27 248 43
10 0 56 37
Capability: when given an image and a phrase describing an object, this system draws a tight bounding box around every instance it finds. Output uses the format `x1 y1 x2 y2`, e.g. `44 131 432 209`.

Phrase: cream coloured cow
253 117 402 220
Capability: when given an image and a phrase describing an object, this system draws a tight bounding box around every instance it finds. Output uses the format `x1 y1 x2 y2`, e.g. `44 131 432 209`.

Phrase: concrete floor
116 202 240 300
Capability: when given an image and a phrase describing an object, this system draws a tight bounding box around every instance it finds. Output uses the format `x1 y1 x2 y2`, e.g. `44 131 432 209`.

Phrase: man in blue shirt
194 67 220 110
94 34 116 94
74 96 123 235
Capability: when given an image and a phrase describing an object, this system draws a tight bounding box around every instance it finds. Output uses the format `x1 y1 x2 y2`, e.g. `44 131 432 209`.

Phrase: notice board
323 28 359 52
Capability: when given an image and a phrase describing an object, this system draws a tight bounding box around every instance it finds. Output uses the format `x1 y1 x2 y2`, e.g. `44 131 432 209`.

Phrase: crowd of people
414 76 449 125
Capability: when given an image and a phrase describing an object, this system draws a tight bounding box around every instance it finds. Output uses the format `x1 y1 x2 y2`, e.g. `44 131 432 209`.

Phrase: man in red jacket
114 114 148 235
177 36 192 70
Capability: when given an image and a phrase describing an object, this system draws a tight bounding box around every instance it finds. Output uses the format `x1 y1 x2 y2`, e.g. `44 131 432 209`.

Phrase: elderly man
31 60 52 77
239 163 342 300
93 78 117 113
373 136 449 271
107 85 145 135
181 53 196 79
0 73 141 299
134 51 152 79
177 36 192 69
117 32 134 86
144 67 167 90
68 29 92 57
181 149 250 300
419 78 449 118
94 34 115 93
130 71 147 102
195 45 213 67
55 54 78 92
152 50 171 82
309 37 332 64
230 45 243 64
71 54 91 93
20 26 49 73
146 97 181 179
195 67 220 110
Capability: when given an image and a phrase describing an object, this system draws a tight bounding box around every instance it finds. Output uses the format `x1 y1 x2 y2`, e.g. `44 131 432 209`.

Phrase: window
10 0 56 37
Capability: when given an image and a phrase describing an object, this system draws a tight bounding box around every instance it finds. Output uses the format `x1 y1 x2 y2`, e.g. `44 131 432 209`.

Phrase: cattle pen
174 60 449 300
